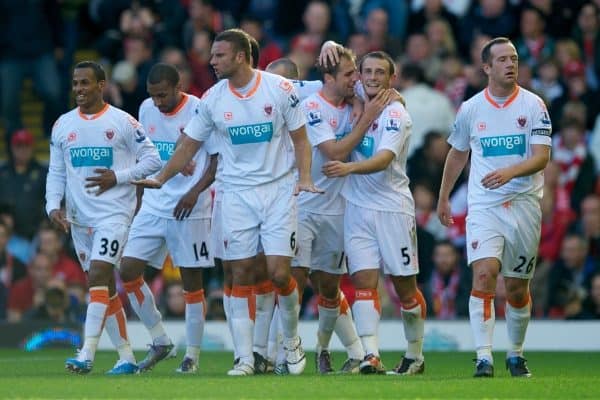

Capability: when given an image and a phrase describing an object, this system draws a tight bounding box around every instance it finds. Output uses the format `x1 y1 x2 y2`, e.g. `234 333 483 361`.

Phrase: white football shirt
342 101 415 214
184 70 306 191
46 104 161 226
448 86 552 211
298 91 352 215
139 93 212 219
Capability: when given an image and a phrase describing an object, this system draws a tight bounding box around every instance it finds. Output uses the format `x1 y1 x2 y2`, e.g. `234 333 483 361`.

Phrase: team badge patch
105 130 115 140
308 111 322 126
329 118 338 128
517 115 527 128
371 121 378 131
68 132 77 142
471 240 479 250
264 104 273 116
477 122 486 131
79 252 86 262
224 112 233 121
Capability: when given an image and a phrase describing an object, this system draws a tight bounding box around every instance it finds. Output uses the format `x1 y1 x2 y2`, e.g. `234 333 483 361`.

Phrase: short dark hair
266 58 299 79
317 47 356 77
359 51 395 75
248 35 260 68
400 62 425 83
481 37 512 65
214 29 251 63
147 63 180 86
74 61 106 82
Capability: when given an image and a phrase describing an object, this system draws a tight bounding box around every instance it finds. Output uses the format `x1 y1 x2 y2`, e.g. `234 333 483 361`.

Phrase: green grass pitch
0 349 598 399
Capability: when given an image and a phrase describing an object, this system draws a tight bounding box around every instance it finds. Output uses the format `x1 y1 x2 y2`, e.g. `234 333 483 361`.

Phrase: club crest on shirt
329 118 338 128
471 240 479 250
477 122 486 131
371 120 378 131
264 103 273 116
79 252 86 262
148 125 156 135
224 112 233 121
517 115 527 128
105 129 115 141
68 132 77 142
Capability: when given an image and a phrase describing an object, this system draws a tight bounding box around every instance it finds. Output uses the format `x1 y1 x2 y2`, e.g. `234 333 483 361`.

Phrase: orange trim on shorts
89 287 109 305
317 294 341 309
401 289 427 319
123 276 145 305
471 290 495 322
255 280 275 295
275 277 297 297
507 292 531 309
355 289 381 314
231 285 256 321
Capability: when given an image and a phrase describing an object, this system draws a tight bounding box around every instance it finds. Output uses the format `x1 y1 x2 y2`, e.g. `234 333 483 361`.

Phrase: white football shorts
344 202 419 277
221 174 297 260
466 197 541 279
123 209 213 268
292 210 346 274
71 223 130 272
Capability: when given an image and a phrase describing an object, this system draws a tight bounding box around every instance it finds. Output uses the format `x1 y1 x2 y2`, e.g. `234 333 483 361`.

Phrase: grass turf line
0 350 598 399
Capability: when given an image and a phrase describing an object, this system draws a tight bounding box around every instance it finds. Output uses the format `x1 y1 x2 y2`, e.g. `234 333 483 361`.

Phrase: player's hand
294 180 324 195
437 198 454 227
390 89 406 107
173 190 199 220
180 160 197 177
319 40 342 68
131 177 163 189
322 160 352 178
85 168 117 196
481 168 512 190
362 89 391 123
49 209 70 233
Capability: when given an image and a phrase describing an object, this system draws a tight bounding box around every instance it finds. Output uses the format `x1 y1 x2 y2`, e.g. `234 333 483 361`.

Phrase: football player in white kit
134 29 321 376
294 47 393 374
119 63 218 374
46 61 161 374
323 51 427 376
437 37 552 378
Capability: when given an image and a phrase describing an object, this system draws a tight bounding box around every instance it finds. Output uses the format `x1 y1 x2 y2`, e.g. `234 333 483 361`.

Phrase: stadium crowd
0 0 600 329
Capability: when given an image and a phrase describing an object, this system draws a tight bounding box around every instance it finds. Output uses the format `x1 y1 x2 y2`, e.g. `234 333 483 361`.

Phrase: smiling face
330 56 358 99
483 41 518 90
359 54 395 98
72 67 105 113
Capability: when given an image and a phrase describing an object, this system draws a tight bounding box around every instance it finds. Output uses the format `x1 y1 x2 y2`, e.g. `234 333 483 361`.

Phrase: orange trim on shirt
228 71 262 99
317 91 346 109
78 103 110 120
163 93 189 116
483 86 520 109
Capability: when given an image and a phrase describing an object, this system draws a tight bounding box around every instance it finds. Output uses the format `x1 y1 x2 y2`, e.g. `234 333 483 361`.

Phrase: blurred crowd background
0 0 599 326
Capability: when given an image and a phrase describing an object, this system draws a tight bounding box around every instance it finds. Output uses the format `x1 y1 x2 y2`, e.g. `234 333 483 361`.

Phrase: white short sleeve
184 101 214 142
530 97 552 146
448 102 471 151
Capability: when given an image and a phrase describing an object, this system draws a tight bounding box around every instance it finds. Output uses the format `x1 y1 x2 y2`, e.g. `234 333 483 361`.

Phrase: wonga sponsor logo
70 147 113 167
228 122 274 145
153 141 176 161
480 134 526 157
356 136 374 158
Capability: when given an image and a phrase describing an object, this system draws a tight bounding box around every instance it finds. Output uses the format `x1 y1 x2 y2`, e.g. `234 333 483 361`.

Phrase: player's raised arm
133 133 203 189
